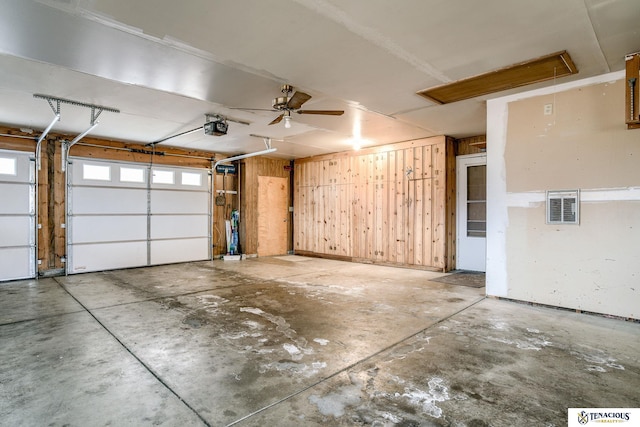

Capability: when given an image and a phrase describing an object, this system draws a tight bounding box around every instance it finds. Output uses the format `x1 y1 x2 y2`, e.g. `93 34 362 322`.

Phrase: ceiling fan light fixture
284 114 292 128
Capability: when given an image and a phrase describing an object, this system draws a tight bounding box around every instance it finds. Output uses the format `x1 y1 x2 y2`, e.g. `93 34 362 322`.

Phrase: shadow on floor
431 270 485 288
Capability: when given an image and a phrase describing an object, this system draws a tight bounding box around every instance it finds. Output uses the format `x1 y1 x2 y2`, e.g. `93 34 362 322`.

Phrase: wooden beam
418 51 578 104
626 53 640 128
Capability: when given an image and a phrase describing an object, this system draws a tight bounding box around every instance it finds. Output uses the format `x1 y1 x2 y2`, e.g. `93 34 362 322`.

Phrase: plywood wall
239 157 292 256
294 136 456 271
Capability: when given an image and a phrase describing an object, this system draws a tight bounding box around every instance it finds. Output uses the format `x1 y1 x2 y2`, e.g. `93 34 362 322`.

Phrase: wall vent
546 190 579 224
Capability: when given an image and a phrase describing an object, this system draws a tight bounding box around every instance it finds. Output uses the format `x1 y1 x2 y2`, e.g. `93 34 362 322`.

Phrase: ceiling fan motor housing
272 96 290 111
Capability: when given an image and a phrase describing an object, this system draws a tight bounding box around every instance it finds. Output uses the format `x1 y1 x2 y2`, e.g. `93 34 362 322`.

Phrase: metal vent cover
546 190 579 224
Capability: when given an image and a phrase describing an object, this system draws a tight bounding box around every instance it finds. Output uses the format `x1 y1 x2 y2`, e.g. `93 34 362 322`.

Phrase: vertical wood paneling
406 179 415 265
339 157 351 257
414 177 424 265
365 154 375 259
422 178 433 265
299 163 308 252
407 147 417 265
293 135 454 270
311 162 320 254
374 153 385 260
321 160 330 254
395 149 405 264
431 143 446 269
353 155 366 258
384 151 395 263
293 165 302 251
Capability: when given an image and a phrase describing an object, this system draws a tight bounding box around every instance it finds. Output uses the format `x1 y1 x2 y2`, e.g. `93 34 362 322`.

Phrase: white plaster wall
486 70 640 319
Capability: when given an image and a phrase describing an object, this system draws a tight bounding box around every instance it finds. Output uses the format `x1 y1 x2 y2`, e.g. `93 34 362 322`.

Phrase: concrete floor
1 256 638 426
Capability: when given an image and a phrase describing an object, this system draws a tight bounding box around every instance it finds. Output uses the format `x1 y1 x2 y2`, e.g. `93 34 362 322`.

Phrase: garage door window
120 167 145 183
152 169 174 184
0 157 17 175
181 171 201 186
83 164 111 181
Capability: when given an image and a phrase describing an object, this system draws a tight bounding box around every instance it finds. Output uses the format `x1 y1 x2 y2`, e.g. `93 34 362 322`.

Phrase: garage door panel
70 160 148 188
71 215 147 243
0 150 35 281
151 190 209 214
0 247 33 281
0 152 33 183
71 187 148 215
0 216 33 247
150 238 209 265
69 241 148 273
67 158 211 274
150 215 208 239
0 183 32 214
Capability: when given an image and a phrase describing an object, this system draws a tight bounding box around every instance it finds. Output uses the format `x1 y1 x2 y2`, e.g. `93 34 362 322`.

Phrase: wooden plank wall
239 156 292 256
456 135 486 156
294 136 456 271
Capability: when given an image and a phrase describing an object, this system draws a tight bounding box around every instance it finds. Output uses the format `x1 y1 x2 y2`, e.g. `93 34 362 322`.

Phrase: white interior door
0 150 35 281
457 154 486 272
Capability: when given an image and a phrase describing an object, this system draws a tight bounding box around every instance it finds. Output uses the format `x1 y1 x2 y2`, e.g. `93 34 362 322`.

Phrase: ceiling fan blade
287 91 312 109
269 114 284 125
296 110 344 116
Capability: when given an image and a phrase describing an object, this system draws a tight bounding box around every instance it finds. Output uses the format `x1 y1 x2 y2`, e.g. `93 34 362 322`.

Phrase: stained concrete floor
1 256 638 426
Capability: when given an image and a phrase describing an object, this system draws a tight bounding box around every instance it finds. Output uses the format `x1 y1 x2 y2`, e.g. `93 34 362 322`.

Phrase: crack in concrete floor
1 257 638 426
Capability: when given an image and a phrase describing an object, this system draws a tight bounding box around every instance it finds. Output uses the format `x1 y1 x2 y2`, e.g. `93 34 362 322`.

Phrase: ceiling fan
235 84 344 128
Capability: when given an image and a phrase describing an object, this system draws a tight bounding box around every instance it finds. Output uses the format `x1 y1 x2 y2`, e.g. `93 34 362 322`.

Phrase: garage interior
1 1 639 426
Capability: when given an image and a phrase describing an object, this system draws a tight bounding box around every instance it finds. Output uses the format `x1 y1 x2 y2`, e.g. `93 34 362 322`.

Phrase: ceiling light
417 50 578 104
284 114 292 129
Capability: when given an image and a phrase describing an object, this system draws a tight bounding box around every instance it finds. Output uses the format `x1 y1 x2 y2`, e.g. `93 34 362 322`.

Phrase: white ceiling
0 0 638 159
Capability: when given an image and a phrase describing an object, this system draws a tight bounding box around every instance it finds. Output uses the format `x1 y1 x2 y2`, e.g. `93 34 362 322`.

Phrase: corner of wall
485 99 509 297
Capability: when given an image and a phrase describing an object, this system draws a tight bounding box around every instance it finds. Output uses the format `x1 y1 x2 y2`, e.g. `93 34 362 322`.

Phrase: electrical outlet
544 103 553 115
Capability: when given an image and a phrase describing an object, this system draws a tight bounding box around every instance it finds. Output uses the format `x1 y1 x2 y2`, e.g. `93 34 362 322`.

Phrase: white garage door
67 158 211 274
0 150 36 281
